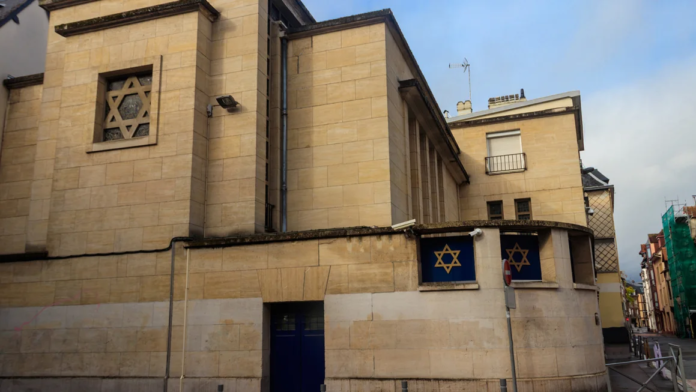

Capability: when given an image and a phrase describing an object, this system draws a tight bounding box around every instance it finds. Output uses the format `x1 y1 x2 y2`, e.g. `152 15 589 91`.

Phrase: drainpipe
179 248 191 391
280 33 288 232
163 237 191 392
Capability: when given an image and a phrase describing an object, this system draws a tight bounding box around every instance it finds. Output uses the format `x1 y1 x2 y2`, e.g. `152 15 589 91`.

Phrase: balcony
485 153 526 175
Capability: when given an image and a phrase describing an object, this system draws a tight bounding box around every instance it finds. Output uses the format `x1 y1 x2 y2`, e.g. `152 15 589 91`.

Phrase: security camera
391 219 416 230
586 207 595 216
469 228 483 237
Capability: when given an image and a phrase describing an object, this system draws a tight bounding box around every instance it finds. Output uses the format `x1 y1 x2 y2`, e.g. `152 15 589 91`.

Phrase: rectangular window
515 199 532 220
103 72 152 141
488 201 503 220
486 130 525 174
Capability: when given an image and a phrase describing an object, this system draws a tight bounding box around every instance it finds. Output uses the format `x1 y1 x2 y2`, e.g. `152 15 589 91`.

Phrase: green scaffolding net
662 206 696 338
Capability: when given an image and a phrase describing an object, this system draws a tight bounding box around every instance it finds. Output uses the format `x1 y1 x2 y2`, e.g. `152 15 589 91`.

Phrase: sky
302 0 696 283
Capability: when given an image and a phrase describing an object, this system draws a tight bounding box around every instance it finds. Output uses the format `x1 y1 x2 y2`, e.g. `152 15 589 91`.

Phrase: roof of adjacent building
447 90 580 123
582 167 612 189
0 0 34 27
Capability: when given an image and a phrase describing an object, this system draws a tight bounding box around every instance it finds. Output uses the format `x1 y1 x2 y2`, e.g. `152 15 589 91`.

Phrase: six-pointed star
105 76 151 139
505 243 530 272
434 244 461 274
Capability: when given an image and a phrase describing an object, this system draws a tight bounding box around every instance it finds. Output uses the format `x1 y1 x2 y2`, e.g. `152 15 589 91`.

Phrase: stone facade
449 96 587 226
0 224 605 391
0 0 606 390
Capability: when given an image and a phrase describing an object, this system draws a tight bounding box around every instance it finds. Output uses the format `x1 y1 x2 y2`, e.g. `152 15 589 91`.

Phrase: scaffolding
662 206 696 338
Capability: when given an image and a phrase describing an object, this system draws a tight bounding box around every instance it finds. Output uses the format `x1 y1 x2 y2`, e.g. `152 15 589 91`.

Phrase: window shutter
488 134 522 156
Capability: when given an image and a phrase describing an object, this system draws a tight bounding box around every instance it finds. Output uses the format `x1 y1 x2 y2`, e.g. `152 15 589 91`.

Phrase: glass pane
275 315 295 331
489 203 502 215
134 123 149 137
119 94 143 120
108 78 127 91
304 316 324 331
104 128 123 141
138 75 152 86
518 214 531 220
517 201 530 213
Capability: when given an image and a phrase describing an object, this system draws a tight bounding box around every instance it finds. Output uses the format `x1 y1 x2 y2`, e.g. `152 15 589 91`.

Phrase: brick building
0 0 606 390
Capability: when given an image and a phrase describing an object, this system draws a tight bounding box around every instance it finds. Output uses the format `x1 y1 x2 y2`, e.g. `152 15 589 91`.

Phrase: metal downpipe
280 35 288 232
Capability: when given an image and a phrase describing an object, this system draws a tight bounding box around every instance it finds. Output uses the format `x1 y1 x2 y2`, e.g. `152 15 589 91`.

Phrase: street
608 334 696 392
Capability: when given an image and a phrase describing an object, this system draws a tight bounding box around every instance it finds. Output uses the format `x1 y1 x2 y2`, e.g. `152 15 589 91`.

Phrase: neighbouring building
648 232 676 334
662 204 696 338
581 167 626 343
0 1 606 391
639 249 658 332
0 0 49 158
447 90 587 226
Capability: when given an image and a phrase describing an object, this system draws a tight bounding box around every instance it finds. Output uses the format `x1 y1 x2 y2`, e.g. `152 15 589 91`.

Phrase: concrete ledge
419 282 479 291
39 0 97 11
2 73 44 89
510 281 559 289
54 0 220 37
574 283 599 291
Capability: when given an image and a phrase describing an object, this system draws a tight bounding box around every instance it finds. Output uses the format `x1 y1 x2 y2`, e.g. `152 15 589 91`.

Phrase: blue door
270 302 325 392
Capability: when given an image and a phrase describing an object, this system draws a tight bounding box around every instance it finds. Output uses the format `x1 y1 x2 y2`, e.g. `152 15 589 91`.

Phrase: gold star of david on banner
505 243 530 272
434 244 461 274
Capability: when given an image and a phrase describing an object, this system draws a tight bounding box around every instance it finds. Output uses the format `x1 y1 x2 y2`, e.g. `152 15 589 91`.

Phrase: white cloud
582 55 696 282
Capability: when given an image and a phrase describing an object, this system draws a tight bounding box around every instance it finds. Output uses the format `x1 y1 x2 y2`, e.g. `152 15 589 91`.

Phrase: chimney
443 110 450 118
487 89 527 109
456 100 472 116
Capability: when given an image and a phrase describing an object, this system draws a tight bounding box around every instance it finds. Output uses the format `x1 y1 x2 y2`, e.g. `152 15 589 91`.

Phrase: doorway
270 301 325 392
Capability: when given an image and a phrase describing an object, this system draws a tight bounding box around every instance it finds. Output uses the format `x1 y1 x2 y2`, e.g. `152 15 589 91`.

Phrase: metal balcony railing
265 203 275 232
485 153 527 175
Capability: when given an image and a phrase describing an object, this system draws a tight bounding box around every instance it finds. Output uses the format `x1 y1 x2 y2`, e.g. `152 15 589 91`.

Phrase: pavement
606 333 696 392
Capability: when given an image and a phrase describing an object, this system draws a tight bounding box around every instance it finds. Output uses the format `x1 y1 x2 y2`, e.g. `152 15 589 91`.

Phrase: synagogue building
0 0 606 390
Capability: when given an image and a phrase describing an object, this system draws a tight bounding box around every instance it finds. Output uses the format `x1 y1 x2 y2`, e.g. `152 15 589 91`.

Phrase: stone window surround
86 56 162 153
413 228 596 291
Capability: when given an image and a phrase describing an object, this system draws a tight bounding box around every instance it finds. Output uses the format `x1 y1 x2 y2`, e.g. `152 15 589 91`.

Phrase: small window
515 199 532 220
488 201 503 220
103 73 152 141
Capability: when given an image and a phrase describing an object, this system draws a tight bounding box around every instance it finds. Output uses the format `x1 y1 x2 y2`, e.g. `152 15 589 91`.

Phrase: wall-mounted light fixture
216 95 239 111
206 95 241 117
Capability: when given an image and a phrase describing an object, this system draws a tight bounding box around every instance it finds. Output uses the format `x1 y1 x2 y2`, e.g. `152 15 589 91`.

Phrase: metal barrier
606 356 679 392
608 337 690 392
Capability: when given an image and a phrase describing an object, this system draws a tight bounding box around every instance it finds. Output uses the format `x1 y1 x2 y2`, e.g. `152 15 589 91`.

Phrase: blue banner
500 234 542 281
420 236 476 283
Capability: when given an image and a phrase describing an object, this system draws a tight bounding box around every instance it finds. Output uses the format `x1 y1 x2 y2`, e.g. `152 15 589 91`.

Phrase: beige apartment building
0 0 606 391
447 90 586 225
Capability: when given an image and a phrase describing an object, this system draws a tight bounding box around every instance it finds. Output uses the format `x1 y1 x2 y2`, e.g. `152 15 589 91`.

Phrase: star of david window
102 73 152 141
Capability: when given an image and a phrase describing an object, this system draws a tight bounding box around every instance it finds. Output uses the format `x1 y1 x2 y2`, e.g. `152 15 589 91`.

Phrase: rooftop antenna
449 58 471 104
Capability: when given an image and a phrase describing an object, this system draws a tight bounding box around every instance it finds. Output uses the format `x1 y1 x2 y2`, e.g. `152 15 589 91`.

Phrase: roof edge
53 0 220 37
286 9 461 156
449 106 579 129
186 220 593 249
3 73 44 89
39 0 96 11
448 90 580 123
286 9 391 35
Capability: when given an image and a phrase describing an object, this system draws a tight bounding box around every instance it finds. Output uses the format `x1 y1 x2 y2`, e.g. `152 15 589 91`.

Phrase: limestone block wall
285 24 395 230
0 245 266 389
38 5 209 256
0 85 42 254
453 114 586 225
384 28 459 224
204 0 270 236
0 224 604 390
323 228 606 391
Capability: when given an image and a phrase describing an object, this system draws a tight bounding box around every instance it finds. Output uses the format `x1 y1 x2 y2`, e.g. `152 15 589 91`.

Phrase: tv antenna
449 58 472 103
